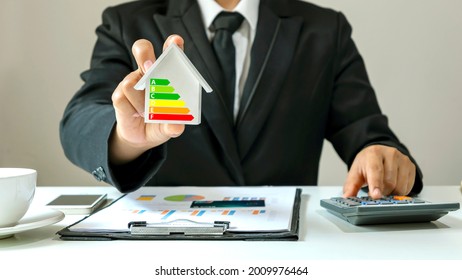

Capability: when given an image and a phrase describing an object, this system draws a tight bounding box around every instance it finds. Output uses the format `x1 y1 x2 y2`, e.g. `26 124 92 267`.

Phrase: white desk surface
1 185 461 279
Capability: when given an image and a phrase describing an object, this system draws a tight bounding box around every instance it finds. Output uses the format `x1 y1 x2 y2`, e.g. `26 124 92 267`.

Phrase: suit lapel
153 0 245 184
236 4 303 160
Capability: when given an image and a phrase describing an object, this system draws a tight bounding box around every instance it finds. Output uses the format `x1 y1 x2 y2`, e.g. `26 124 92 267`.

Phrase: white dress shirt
197 0 260 121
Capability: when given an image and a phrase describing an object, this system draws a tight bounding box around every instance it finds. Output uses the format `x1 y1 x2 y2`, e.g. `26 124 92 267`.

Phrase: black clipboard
57 187 302 241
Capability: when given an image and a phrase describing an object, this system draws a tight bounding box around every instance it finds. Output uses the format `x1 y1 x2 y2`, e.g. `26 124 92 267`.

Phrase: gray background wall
1 0 461 187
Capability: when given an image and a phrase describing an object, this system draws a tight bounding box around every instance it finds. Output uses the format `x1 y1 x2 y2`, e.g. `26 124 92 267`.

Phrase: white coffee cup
0 168 36 228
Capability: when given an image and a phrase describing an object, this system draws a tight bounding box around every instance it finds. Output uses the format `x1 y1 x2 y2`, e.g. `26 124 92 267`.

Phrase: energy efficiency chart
148 78 195 122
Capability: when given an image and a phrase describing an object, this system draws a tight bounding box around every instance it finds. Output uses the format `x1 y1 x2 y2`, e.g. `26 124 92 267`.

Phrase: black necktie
211 12 244 119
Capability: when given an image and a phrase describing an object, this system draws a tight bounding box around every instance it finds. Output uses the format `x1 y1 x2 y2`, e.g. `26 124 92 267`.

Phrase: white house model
134 43 213 125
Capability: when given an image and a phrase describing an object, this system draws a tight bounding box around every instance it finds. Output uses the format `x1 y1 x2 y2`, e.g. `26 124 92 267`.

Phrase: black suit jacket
60 0 423 193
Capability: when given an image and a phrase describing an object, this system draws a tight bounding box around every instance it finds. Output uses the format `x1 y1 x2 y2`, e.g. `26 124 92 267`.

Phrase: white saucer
0 207 65 239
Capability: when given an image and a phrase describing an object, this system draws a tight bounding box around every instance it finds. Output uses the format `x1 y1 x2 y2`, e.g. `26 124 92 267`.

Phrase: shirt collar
197 0 260 33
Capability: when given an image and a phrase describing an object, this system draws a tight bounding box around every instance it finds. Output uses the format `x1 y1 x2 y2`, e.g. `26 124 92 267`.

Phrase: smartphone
46 194 107 215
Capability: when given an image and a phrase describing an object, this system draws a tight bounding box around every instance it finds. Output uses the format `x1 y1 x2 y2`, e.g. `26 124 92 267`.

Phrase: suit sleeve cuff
108 145 167 193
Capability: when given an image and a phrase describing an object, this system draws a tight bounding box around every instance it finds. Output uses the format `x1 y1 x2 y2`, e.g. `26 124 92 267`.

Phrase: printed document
69 186 298 233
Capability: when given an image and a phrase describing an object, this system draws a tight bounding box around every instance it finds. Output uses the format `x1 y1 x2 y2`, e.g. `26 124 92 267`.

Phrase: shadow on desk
316 209 455 233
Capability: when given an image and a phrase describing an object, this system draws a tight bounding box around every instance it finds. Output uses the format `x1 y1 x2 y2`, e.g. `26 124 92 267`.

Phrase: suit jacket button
92 167 106 181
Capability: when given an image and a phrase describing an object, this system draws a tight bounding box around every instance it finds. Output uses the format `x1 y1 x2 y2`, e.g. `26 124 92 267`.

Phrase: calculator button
345 201 361 206
331 197 346 203
393 195 412 201
332 198 361 207
377 200 394 205
363 201 380 205
393 200 409 204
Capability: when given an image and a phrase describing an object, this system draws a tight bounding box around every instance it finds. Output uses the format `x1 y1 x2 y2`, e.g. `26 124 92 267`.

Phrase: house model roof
134 43 212 93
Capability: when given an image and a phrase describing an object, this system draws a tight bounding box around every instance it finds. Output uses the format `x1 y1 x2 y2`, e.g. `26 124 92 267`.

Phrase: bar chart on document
125 189 271 229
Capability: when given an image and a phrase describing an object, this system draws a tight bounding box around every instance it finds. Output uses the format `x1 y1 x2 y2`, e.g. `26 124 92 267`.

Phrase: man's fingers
365 151 385 199
343 145 417 199
132 39 156 74
396 167 409 195
343 165 366 197
395 157 416 195
159 124 185 139
382 149 398 194
344 146 386 199
407 166 416 193
381 148 416 196
113 70 146 116
112 84 137 118
163 34 185 51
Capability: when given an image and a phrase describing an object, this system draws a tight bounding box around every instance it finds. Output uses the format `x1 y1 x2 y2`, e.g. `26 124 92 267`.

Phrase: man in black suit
60 0 423 198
